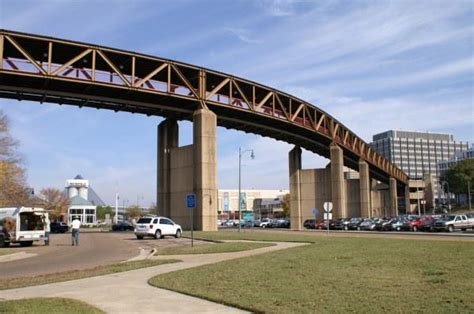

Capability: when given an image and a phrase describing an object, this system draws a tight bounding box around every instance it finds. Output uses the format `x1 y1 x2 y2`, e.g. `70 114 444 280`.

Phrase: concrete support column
358 159 371 218
389 177 398 216
330 142 346 219
404 184 410 214
289 146 302 230
157 119 178 217
193 109 218 231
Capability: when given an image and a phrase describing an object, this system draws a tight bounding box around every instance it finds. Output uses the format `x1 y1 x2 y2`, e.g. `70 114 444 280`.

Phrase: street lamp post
238 147 255 232
420 199 426 215
442 181 450 212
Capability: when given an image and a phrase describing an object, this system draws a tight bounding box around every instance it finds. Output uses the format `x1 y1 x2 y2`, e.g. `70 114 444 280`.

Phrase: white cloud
224 28 262 44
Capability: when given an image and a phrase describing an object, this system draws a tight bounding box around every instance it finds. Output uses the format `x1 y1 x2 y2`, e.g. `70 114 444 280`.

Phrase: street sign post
323 201 333 235
186 193 196 247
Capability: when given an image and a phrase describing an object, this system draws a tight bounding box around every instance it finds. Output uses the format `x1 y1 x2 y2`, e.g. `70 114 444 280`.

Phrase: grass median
0 297 104 313
151 231 474 313
2 259 179 291
155 242 274 255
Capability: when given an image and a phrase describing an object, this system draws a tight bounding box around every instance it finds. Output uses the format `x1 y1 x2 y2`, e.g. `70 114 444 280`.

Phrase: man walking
71 216 81 246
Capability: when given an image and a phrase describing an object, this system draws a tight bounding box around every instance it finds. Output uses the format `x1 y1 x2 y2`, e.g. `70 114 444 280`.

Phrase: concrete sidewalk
0 241 307 313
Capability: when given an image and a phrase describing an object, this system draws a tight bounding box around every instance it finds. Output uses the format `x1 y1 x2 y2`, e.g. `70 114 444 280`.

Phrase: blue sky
0 0 473 206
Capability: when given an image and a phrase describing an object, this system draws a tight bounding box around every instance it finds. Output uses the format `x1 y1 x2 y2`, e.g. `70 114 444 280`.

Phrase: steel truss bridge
0 30 408 185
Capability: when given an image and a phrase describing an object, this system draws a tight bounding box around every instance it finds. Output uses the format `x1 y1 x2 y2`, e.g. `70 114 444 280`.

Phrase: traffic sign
186 193 196 209
323 202 333 212
324 213 333 220
312 208 319 216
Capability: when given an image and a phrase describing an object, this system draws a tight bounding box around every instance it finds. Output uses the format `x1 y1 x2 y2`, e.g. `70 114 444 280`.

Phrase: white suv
134 216 182 240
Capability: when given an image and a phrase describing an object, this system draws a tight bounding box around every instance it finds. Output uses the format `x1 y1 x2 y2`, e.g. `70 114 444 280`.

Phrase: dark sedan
50 221 69 233
346 218 365 230
303 219 316 229
333 218 351 230
112 221 134 231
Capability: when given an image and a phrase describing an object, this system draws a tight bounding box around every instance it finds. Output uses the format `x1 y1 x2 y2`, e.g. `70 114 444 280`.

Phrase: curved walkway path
0 241 307 313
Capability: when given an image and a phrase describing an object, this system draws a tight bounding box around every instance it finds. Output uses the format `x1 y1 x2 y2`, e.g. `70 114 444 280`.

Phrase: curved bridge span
0 30 407 185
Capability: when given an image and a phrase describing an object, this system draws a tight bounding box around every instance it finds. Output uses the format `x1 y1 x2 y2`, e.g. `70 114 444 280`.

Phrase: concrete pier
289 146 302 230
330 143 347 219
389 177 398 216
157 109 217 231
359 159 371 218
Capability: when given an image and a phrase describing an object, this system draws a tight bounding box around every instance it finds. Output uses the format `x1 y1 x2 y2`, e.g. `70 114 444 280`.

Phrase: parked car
433 215 474 232
390 218 411 231
260 218 272 228
303 219 316 229
134 216 182 239
373 218 390 231
347 218 364 230
358 218 377 231
417 216 436 232
333 218 351 230
50 221 69 233
315 220 329 230
112 221 134 231
269 219 290 228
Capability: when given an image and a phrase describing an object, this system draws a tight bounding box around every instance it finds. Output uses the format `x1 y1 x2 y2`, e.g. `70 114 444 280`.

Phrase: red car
315 221 329 230
409 217 424 232
410 216 435 232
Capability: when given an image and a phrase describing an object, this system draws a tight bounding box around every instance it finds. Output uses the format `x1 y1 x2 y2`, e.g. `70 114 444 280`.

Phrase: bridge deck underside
1 72 394 185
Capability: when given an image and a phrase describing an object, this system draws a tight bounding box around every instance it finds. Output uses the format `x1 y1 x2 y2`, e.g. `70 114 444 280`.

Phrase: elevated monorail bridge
0 30 409 230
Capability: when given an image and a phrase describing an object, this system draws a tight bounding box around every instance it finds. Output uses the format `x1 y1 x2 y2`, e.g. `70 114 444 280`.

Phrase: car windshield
137 218 152 224
442 215 456 221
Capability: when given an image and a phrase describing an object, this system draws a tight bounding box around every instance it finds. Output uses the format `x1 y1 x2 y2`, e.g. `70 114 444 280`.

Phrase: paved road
0 231 212 279
0 231 141 279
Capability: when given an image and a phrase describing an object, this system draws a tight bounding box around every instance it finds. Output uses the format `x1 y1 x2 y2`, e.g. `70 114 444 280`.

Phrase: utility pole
468 181 472 211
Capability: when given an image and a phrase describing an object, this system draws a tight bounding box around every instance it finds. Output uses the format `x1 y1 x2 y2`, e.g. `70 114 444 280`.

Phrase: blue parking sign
312 208 319 216
186 193 196 209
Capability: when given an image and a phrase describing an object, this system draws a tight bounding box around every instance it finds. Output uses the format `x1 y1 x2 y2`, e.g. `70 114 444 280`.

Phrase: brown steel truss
0 30 408 184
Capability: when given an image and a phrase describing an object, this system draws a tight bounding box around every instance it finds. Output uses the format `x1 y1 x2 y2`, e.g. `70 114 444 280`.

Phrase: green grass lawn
151 232 474 313
2 259 179 291
155 242 274 255
0 297 104 313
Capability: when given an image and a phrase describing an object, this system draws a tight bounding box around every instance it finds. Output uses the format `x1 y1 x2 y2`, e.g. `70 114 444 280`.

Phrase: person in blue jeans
71 216 81 246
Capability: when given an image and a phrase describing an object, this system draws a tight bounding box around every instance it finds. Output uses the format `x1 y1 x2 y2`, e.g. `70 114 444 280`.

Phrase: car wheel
357 227 361 231
175 229 182 238
344 226 348 231
448 225 454 233
396 227 401 231
0 236 7 248
413 226 418 232
136 235 144 240
154 230 161 239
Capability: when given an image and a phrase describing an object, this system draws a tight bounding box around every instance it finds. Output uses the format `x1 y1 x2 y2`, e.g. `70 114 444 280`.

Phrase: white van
0 207 48 247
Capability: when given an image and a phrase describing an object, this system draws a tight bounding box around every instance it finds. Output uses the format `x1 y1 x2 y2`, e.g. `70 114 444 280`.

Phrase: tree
40 188 70 220
0 111 31 207
441 159 474 195
126 205 142 220
96 205 114 220
148 202 159 215
281 193 291 218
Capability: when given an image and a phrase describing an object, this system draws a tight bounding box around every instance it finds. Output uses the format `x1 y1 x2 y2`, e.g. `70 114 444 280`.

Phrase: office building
371 130 468 179
438 145 474 178
217 189 288 218
371 130 468 203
